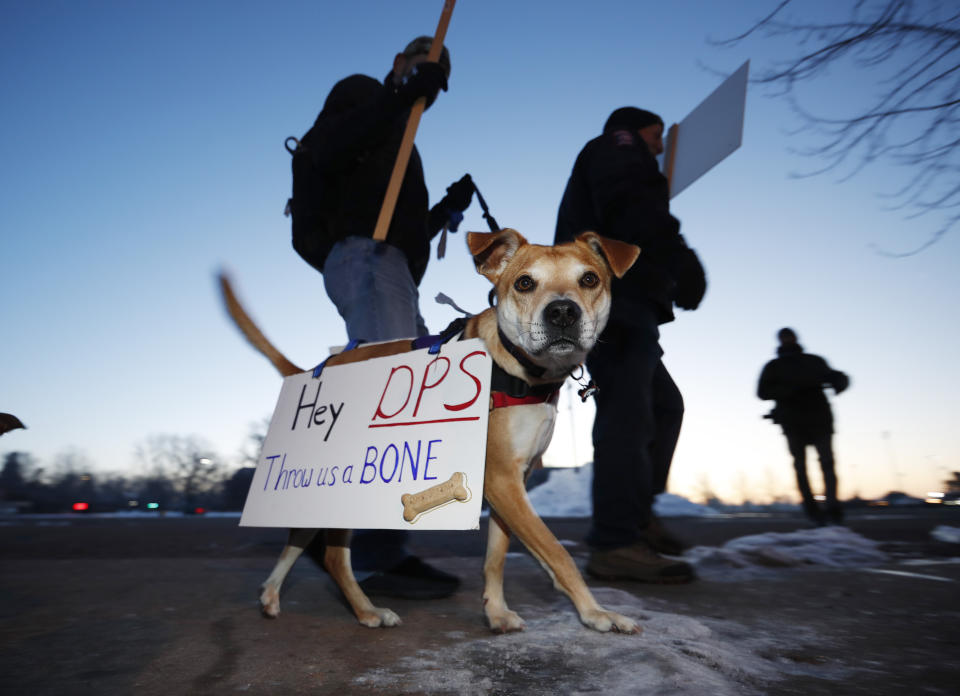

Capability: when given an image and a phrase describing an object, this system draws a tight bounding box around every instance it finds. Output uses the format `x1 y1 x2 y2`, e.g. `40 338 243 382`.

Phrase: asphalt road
1 509 958 695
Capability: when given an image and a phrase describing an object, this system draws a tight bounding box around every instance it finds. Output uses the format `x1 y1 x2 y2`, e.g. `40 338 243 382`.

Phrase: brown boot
640 515 690 556
587 542 695 584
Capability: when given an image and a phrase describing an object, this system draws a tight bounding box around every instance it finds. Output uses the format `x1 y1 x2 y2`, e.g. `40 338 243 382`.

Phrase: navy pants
585 313 684 549
784 430 842 524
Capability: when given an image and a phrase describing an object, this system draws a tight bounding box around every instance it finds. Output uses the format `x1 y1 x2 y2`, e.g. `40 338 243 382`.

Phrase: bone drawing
401 472 470 523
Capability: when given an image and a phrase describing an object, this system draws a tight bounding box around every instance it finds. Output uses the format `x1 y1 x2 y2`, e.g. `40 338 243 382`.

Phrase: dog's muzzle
542 299 586 352
545 299 582 328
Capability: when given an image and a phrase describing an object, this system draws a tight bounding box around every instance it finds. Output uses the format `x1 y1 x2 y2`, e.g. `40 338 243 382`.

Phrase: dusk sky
2 0 957 504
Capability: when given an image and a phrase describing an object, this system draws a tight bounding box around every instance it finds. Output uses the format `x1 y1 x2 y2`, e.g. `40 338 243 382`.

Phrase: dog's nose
545 299 581 328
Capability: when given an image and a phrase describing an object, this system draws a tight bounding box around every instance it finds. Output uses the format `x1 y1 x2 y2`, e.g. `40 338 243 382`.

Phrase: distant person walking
757 328 850 525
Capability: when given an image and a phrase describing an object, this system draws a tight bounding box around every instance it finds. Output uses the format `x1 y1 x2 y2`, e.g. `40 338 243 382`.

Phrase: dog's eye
513 275 536 292
580 272 600 288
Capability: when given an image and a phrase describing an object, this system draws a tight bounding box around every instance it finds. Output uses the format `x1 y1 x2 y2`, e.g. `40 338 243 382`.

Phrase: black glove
398 61 448 108
672 246 706 310
429 176 475 235
829 371 850 394
442 174 475 212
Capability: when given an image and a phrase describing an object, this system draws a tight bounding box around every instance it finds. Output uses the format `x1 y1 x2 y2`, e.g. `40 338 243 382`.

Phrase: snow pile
528 463 717 518
931 525 960 544
687 525 889 580
353 588 845 695
655 492 722 518
527 466 592 517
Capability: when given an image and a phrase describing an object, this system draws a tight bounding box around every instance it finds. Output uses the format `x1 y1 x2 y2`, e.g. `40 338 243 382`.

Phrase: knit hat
777 327 798 345
603 107 664 134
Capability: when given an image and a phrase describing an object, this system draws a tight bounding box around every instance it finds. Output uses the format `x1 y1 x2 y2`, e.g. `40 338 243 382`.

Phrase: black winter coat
757 344 849 436
554 129 704 325
304 73 446 285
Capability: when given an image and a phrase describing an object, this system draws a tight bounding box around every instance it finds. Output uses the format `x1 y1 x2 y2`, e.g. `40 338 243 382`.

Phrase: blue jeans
323 236 428 343
322 236 428 570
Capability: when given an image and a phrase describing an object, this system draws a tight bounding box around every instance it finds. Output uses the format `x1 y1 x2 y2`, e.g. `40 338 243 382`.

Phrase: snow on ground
686 525 889 581
526 463 900 585
931 525 960 544
358 466 888 694
353 587 848 696
655 492 722 518
526 462 719 518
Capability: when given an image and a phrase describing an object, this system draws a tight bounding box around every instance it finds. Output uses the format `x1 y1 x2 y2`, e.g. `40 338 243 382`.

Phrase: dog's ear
576 231 640 279
467 229 528 282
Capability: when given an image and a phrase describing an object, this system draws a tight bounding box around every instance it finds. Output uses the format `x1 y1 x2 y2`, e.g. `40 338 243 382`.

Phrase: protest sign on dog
240 339 491 530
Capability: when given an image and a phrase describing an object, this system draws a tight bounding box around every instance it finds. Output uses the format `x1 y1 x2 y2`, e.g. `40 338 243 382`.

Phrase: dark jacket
304 73 447 285
757 344 849 435
554 129 705 325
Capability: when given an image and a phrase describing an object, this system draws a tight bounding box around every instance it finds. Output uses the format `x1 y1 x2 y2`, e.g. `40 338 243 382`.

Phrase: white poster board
665 60 749 198
240 339 491 530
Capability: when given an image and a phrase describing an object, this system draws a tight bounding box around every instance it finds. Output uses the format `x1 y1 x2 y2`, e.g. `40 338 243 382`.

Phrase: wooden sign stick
372 0 456 242
665 122 679 197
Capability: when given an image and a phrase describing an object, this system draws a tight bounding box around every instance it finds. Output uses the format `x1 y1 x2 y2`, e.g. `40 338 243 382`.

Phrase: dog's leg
482 511 526 633
483 461 641 634
259 528 317 618
322 529 401 628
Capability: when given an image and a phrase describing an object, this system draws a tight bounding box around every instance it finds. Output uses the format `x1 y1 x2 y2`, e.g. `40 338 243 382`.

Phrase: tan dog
220 228 641 633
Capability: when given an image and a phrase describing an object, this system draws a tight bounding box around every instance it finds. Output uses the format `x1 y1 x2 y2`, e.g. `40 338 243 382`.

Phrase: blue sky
2 0 957 503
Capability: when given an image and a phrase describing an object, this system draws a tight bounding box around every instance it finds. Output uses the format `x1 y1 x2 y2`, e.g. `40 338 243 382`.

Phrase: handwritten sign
240 339 491 530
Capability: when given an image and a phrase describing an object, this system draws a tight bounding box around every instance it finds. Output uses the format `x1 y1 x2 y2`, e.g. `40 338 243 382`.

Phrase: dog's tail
218 271 304 377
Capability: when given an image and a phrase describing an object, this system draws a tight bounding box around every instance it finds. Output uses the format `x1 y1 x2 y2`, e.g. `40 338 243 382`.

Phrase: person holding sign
298 36 474 340
296 36 474 599
555 107 705 584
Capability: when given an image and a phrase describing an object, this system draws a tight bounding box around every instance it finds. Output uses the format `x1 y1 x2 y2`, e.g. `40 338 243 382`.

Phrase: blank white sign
667 60 749 199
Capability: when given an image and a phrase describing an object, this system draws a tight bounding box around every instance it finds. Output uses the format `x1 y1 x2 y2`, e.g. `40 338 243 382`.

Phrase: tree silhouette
0 452 29 500
136 434 223 511
237 418 269 468
49 449 96 504
717 0 960 254
223 467 256 511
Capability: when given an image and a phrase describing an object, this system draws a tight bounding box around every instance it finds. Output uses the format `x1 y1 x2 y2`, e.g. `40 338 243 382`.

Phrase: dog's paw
486 608 526 634
357 607 402 628
581 609 642 635
259 586 281 618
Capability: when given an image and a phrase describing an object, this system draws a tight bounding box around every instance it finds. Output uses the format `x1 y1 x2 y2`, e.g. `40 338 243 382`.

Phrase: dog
220 228 641 633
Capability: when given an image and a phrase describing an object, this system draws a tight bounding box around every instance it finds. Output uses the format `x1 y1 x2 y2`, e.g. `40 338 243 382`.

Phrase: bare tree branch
716 0 960 254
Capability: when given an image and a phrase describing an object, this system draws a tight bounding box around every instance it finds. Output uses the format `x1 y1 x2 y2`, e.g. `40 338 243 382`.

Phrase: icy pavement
351 587 846 696
2 514 957 694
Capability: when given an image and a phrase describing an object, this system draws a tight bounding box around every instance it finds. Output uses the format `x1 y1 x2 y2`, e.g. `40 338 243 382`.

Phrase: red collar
488 339 566 409
491 388 561 409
